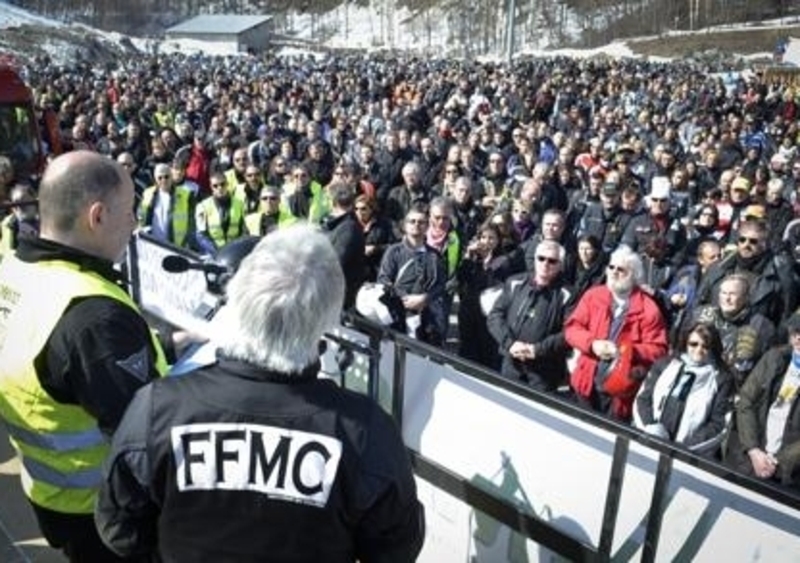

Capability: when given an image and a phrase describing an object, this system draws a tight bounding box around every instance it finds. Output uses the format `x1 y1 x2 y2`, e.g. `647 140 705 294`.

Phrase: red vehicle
0 56 56 181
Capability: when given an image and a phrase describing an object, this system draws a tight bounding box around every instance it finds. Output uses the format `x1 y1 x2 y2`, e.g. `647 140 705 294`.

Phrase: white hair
535 240 566 262
213 225 345 374
610 245 644 284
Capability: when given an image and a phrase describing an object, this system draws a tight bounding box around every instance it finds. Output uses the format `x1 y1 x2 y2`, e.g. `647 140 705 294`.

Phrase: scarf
735 250 769 273
426 226 449 252
792 351 800 370
646 357 721 451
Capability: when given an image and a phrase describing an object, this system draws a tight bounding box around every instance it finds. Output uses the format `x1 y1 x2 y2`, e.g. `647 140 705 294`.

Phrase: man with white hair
565 245 669 420
138 161 195 248
487 240 571 391
96 225 425 562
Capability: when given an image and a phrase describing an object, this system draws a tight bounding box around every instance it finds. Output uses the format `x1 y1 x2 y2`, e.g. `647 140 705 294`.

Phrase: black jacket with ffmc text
96 359 425 563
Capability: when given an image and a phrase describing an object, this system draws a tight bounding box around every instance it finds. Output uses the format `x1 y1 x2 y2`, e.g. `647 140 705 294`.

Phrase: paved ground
0 427 66 563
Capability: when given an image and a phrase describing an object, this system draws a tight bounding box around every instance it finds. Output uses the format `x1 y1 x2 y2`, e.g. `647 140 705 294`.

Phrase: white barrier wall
389 343 800 562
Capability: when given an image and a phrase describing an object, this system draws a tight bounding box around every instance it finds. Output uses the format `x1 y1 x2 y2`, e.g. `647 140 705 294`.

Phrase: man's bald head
39 151 126 234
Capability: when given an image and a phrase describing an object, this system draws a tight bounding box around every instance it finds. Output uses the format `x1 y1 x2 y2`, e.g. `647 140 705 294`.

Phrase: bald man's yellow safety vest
0 257 168 514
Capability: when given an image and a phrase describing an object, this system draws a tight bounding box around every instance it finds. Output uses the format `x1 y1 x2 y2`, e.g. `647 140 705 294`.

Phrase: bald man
0 151 168 562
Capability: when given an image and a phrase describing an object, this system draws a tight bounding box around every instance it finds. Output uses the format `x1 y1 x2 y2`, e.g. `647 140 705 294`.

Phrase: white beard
607 276 634 297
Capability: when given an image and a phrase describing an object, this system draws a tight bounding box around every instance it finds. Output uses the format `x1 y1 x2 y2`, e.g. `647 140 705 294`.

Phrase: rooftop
166 15 272 35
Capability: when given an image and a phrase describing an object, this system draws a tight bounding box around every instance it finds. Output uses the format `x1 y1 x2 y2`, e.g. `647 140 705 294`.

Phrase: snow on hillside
0 0 799 67
0 0 57 27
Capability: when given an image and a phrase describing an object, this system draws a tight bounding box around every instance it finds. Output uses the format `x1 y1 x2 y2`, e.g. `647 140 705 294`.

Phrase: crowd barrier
127 232 800 562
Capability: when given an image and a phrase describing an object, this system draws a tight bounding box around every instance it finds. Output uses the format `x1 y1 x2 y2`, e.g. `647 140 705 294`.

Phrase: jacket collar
216 356 322 384
15 237 126 287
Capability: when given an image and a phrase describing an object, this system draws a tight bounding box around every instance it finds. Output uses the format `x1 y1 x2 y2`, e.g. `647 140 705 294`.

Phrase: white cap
649 176 672 200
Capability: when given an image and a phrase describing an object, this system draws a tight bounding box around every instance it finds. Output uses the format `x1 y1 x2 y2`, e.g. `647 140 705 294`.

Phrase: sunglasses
687 340 709 349
260 195 279 201
536 255 559 265
738 236 762 245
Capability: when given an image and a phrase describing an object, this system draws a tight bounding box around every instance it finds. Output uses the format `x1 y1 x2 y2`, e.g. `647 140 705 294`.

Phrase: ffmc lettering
171 423 343 507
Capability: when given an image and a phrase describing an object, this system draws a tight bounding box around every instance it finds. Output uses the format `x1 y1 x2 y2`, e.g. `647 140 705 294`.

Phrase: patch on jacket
171 423 343 508
115 347 150 382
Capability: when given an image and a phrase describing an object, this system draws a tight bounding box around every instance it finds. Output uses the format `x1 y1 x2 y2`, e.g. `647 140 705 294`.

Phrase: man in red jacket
565 244 668 420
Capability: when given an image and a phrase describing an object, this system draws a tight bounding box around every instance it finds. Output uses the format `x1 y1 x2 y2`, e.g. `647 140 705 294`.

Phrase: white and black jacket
634 356 735 458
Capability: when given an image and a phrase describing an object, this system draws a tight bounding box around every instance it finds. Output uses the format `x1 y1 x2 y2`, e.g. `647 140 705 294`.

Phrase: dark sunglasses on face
536 255 559 265
738 236 761 245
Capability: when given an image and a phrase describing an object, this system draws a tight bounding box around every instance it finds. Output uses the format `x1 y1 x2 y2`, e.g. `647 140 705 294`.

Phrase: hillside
0 0 797 67
628 25 800 60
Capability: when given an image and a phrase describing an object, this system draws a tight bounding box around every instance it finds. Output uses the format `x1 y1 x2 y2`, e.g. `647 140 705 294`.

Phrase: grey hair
767 177 784 193
402 160 420 176
610 244 644 284
153 163 170 178
429 195 454 217
535 239 566 262
0 155 14 177
213 225 345 373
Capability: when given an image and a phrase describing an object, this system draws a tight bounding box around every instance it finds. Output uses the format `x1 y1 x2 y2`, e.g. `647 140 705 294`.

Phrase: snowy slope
0 0 798 66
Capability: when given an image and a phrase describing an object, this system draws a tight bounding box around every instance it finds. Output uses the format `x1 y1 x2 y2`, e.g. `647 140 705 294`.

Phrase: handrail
342 313 800 513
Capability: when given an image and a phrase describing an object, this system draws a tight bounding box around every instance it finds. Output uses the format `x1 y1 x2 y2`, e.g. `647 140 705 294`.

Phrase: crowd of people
3 50 800 500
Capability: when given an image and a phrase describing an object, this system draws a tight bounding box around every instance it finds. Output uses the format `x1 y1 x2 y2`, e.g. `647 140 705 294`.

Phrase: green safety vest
445 230 461 278
0 257 168 514
197 196 246 249
224 169 244 192
278 181 329 226
139 185 193 248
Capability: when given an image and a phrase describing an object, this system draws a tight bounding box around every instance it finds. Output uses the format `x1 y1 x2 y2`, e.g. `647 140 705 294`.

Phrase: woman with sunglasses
633 322 734 459
456 222 514 370
354 194 395 282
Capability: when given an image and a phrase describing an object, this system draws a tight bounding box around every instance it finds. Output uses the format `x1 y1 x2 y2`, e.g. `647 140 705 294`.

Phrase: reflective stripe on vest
0 257 168 513
4 418 104 452
22 456 103 490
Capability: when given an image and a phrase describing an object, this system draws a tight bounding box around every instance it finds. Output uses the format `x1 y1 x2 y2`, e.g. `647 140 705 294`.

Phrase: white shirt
151 190 172 241
765 364 800 455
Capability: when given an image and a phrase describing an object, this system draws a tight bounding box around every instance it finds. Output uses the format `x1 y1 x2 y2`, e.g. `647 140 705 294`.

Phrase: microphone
161 255 228 275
